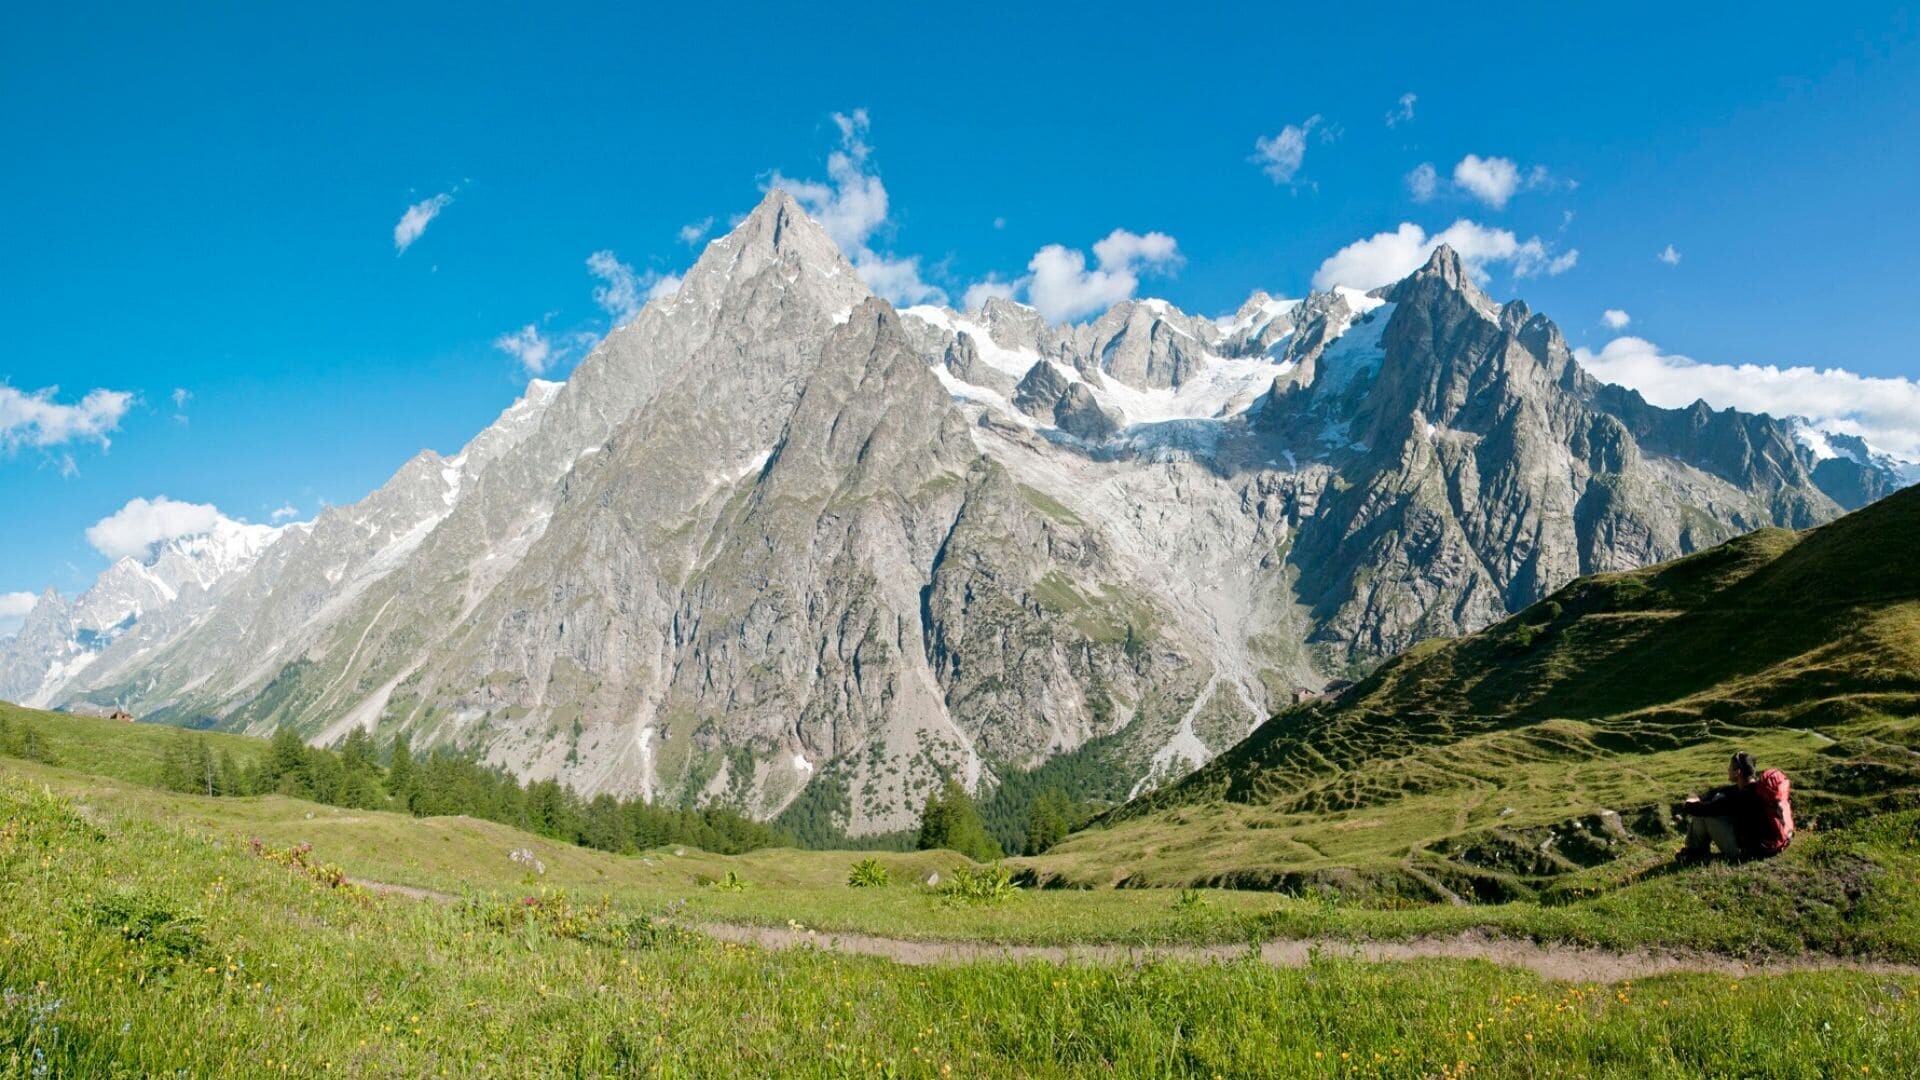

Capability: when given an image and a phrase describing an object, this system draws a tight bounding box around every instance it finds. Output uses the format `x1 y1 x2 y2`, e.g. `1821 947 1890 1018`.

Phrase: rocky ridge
9 193 1910 833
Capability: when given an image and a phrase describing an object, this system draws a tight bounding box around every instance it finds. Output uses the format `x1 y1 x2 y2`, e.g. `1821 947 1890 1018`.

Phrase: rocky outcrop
21 204 1913 833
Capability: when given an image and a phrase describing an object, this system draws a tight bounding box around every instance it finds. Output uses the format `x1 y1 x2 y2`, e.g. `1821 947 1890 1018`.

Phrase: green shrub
936 864 1017 905
477 888 685 949
1172 887 1209 914
713 870 748 892
78 888 208 967
847 858 891 888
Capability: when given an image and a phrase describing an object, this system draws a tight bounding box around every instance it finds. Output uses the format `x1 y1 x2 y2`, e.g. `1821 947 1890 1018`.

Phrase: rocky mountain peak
1417 243 1469 287
11 192 1910 838
1385 243 1499 320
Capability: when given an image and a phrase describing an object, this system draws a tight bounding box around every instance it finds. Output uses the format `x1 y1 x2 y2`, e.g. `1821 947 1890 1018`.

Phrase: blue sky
4 2 1919 622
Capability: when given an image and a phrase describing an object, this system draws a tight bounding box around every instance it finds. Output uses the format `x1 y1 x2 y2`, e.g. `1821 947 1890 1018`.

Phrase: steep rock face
25 199 1914 830
1275 248 1852 666
0 590 75 705
942 333 1017 397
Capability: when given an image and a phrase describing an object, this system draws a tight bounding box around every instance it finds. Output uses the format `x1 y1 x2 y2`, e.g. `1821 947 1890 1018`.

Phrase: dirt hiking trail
352 878 1920 984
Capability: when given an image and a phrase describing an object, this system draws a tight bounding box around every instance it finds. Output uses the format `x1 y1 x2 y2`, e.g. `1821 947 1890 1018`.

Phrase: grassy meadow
6 488 1920 1074
4 773 1917 1078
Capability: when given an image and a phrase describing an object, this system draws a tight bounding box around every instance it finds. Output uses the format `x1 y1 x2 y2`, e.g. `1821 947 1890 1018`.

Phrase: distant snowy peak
1 514 294 707
76 517 287 631
903 281 1391 451
1790 419 1920 488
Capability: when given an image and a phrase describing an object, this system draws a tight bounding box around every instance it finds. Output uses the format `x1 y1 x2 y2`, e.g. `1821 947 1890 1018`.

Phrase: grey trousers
1684 814 1741 856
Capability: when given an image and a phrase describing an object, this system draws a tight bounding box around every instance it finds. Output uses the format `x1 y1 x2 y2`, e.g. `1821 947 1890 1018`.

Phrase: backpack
1752 768 1795 854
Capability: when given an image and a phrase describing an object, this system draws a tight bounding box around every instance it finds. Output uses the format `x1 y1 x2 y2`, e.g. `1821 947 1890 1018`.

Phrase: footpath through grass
3 781 1916 1078
9 750 1920 964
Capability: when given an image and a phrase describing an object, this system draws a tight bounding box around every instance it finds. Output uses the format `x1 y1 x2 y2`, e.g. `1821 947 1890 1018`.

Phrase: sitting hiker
1677 751 1795 860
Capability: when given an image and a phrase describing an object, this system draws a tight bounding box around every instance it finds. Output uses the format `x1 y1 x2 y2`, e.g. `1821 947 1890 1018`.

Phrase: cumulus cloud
1252 114 1326 184
969 229 1182 324
678 217 714 246
770 110 946 306
1437 155 1557 209
1576 336 1920 460
585 250 679 327
1452 154 1522 209
394 192 453 254
493 325 555 376
962 275 1019 311
1658 244 1683 265
0 591 36 638
1386 92 1417 127
268 504 301 523
587 250 642 324
1 384 134 452
1406 162 1439 202
1602 309 1632 330
85 496 231 561
1311 219 1574 292
645 273 681 301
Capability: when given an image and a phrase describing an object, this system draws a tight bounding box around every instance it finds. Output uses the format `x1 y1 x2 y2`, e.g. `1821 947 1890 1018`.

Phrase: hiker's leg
1704 815 1742 857
1683 815 1713 855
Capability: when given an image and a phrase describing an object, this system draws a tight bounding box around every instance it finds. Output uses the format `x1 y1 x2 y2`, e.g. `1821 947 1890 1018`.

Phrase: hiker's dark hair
1731 751 1758 781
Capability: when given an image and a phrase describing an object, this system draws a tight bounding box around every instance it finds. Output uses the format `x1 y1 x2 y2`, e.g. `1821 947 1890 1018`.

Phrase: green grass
1063 486 1920 904
4 780 1917 1077
9 744 1920 964
0 700 268 789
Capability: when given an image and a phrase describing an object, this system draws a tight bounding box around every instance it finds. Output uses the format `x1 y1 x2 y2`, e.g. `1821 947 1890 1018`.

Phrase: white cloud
1 384 134 451
1408 156 1557 209
678 217 714 246
85 496 231 561
1406 162 1439 202
1452 154 1522 209
770 110 946 306
962 275 1019 311
493 324 555 376
645 273 681 301
394 193 453 254
268 504 301 523
960 229 1181 323
1658 244 1683 265
586 250 680 326
1025 229 1182 324
1576 336 1920 460
1311 219 1572 292
170 387 191 424
992 216 1007 230
587 250 642 325
1386 92 1417 128
0 590 36 638
1252 114 1324 184
1602 309 1632 330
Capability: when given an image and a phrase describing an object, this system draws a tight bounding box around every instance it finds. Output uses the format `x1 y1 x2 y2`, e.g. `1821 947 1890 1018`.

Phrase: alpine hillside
1049 483 1920 894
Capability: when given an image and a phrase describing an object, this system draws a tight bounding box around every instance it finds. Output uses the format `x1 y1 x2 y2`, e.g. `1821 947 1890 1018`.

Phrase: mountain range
4 191 1912 835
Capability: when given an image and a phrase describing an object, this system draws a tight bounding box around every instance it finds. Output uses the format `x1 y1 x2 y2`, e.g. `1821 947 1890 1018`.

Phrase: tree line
5 708 1097 861
153 725 786 857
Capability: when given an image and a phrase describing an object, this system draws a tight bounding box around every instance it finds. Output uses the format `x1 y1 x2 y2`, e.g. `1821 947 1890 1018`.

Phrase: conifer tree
385 733 416 809
1023 789 1073 855
916 779 1004 862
